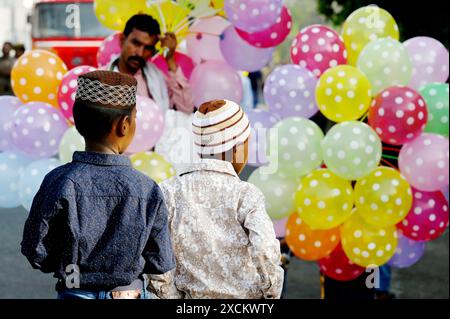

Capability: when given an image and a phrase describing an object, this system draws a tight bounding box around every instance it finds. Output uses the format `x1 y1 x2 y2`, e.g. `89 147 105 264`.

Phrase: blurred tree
318 0 449 48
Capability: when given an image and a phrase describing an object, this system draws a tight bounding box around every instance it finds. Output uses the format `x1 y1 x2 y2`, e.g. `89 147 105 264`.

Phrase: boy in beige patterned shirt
159 100 284 299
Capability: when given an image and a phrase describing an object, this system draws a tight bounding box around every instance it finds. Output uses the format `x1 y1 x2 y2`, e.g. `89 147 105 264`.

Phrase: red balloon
290 25 347 77
398 188 449 241
236 6 292 48
318 243 365 281
368 86 428 145
151 51 195 80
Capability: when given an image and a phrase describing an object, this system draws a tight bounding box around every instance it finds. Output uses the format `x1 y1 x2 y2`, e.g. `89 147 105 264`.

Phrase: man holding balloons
108 14 195 163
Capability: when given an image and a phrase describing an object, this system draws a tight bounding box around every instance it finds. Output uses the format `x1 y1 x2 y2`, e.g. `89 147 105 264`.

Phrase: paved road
0 205 448 299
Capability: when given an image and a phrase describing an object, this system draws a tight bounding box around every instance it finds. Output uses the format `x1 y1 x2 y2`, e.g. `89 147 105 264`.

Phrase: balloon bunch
248 5 449 280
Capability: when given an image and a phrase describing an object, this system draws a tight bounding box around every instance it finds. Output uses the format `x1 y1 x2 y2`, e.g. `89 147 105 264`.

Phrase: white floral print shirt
159 159 284 299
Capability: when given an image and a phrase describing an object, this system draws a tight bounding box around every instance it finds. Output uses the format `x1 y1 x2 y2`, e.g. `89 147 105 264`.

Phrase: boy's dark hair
123 14 161 38
73 100 132 140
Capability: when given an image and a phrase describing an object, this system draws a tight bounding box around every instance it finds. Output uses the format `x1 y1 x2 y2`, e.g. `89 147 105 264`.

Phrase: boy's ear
116 115 130 137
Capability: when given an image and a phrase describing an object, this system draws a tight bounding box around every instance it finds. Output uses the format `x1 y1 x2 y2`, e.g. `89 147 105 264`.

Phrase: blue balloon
19 158 61 211
0 151 32 208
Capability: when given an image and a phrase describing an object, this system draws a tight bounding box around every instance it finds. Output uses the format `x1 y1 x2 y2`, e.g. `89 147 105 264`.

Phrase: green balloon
248 167 298 220
420 83 449 137
58 126 85 164
267 117 324 178
322 121 382 180
357 38 413 95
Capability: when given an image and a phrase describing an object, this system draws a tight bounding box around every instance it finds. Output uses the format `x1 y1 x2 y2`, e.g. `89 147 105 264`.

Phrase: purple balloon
0 96 22 151
246 108 280 167
404 37 449 90
10 102 69 159
388 231 426 268
220 26 275 72
225 0 283 33
190 60 243 107
264 65 319 119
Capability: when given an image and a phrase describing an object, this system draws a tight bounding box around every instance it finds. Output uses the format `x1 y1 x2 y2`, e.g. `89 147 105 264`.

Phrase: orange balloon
285 213 341 261
11 50 67 108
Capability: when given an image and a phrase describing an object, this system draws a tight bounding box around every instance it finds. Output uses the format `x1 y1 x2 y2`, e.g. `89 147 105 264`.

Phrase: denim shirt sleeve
142 186 176 275
21 183 66 273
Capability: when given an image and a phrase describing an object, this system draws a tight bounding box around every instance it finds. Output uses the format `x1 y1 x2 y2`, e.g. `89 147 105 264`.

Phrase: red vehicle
30 0 112 69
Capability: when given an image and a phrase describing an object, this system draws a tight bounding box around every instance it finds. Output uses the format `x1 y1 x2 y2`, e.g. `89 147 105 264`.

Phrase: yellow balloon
210 0 225 16
130 151 176 184
341 211 398 267
316 65 372 122
11 50 67 108
295 169 354 230
342 6 400 66
147 1 190 40
94 0 149 31
355 167 413 227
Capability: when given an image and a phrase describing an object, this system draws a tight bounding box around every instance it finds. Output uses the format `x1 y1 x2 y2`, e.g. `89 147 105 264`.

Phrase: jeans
57 280 151 299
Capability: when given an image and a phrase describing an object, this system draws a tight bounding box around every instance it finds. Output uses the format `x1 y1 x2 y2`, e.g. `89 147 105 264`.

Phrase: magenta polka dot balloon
369 85 428 145
57 65 97 124
224 0 283 33
398 188 449 241
399 133 449 191
97 32 121 68
10 102 69 159
290 25 347 77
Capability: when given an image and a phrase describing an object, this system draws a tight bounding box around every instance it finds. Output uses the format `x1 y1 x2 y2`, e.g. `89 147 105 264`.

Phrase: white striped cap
193 100 251 155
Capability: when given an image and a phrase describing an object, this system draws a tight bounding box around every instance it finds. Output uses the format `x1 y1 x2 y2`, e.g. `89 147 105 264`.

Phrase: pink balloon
151 52 195 80
368 86 428 145
97 32 121 68
57 65 97 124
398 188 449 241
272 217 288 238
290 25 347 77
10 102 69 159
404 37 449 90
399 133 449 191
190 60 243 107
236 5 292 48
0 96 22 151
187 16 230 64
126 96 165 154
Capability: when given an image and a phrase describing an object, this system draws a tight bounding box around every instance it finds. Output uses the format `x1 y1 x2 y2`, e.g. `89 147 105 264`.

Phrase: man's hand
161 32 177 59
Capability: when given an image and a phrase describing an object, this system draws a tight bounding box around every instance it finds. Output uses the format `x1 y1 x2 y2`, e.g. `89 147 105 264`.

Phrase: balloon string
383 147 400 152
382 154 398 160
186 31 222 37
380 158 398 170
359 111 368 122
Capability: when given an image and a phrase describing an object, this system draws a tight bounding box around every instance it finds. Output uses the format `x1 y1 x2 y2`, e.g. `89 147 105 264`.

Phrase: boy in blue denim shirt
21 71 177 299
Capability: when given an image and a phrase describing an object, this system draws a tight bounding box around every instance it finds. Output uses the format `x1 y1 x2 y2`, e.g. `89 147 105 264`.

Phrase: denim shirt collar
72 151 131 167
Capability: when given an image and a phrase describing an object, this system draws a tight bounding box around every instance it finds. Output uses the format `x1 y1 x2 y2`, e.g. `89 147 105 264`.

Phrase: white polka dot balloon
264 65 318 119
399 133 449 191
398 188 449 241
290 24 347 77
341 211 398 267
9 102 69 159
322 121 382 180
355 167 413 227
368 85 428 145
387 231 426 269
57 65 97 124
0 96 22 152
404 36 449 91
224 0 283 33
357 38 413 95
18 158 61 211
268 117 324 178
0 151 32 208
